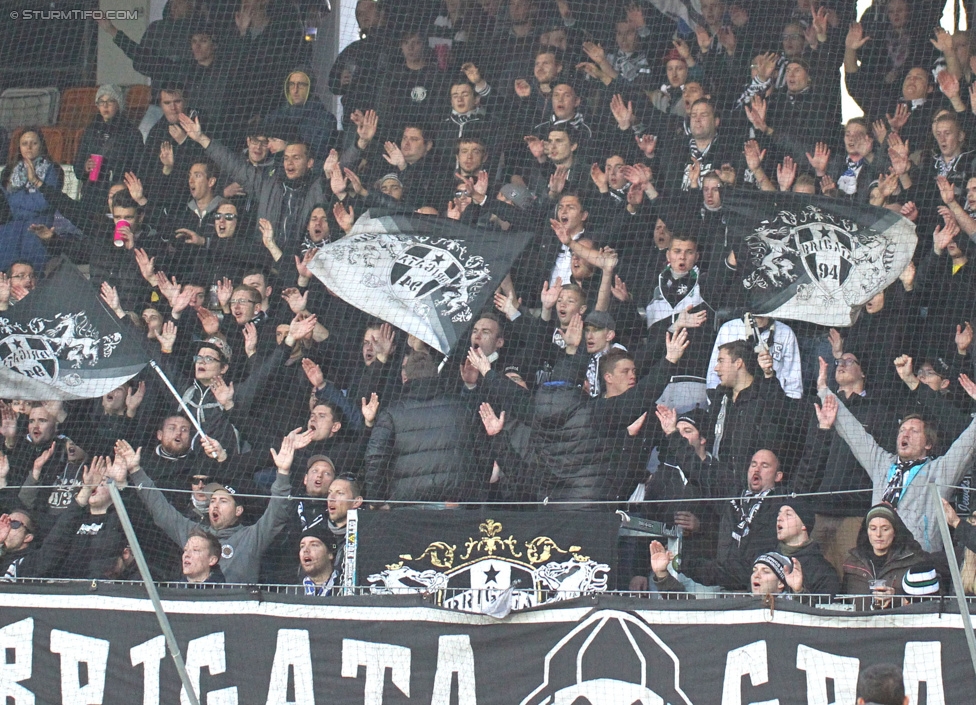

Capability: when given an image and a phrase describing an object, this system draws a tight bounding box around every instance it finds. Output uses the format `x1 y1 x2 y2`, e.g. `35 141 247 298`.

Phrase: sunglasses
8 520 26 530
213 213 237 221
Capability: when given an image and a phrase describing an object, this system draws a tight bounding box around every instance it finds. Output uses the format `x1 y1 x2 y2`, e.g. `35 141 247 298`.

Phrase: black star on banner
484 565 500 584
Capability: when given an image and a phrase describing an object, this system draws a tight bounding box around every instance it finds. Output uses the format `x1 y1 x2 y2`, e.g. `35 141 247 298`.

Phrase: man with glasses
0 261 37 311
158 160 224 281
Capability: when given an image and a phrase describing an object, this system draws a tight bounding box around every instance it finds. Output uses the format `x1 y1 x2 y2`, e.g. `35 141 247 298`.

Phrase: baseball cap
202 482 237 500
499 183 534 210
584 310 615 330
306 454 336 472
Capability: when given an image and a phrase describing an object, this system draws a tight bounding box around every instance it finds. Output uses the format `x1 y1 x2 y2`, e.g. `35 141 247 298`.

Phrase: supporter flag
723 190 917 327
307 210 533 355
0 259 148 400
647 0 704 28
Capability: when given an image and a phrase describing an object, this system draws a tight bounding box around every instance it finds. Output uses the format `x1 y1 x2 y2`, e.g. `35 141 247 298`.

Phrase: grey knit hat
95 84 126 112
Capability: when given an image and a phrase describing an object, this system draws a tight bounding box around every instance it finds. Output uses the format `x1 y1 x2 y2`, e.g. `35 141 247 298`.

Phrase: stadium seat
125 84 151 124
0 87 60 132
58 87 98 130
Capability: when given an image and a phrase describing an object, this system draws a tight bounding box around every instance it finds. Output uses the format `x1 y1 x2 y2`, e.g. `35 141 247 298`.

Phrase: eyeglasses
95 99 117 106
8 520 26 530
834 358 860 367
916 368 941 379
782 33 803 40
229 298 257 306
193 354 221 364
10 273 35 281
213 213 237 221
248 137 269 145
191 476 211 484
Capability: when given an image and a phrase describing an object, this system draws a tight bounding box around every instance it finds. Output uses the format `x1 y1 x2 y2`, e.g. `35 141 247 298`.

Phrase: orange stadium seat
125 84 151 124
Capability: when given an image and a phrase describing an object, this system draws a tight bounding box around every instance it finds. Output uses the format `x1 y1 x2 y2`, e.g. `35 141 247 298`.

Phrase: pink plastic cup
89 154 103 182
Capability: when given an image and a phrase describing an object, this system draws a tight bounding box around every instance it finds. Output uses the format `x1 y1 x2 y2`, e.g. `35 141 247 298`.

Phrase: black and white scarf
731 488 773 545
8 157 51 192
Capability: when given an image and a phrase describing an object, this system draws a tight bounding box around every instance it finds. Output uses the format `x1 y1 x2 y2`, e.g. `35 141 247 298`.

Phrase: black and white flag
723 191 917 326
0 259 148 400
307 211 533 354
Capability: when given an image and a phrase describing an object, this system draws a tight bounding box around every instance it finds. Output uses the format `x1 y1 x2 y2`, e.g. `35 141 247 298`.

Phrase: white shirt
705 318 803 399
550 230 584 286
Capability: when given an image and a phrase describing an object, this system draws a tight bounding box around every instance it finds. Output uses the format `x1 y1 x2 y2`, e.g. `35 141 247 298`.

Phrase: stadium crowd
1 0 976 602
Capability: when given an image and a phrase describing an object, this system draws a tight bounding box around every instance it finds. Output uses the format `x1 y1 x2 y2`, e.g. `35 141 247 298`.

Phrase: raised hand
816 356 830 391
461 62 482 85
814 393 838 430
820 174 837 194
157 320 177 353
100 281 123 316
177 112 203 142
270 431 298 473
590 162 609 192
281 287 308 314
345 167 367 197
373 322 396 362
610 94 635 130
957 322 974 355
467 346 492 376
125 381 146 417
329 162 348 197
333 201 355 232
295 251 314 281
514 79 532 99
478 402 506 436
242 321 258 357
805 142 831 175
933 218 960 254
288 313 318 343
693 23 712 52
361 392 380 427
931 27 954 54
611 274 631 302
355 109 378 146
301 357 325 388
31 442 56 481
886 103 910 133
194 306 219 335
523 135 547 161
635 133 658 159
655 403 678 435
845 22 870 51
827 328 844 358
938 69 961 101
159 142 175 172
744 95 768 133
936 175 957 205
785 558 804 592
687 157 702 188
757 349 775 377
210 376 235 408
382 141 407 170
665 327 690 363
960 373 976 401
113 439 142 475
493 289 521 320
540 278 563 310
776 156 797 191
563 312 583 350
743 140 766 171
548 166 569 196
649 540 674 578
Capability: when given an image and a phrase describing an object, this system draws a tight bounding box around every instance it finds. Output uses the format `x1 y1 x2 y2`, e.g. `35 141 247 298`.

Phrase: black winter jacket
364 377 486 503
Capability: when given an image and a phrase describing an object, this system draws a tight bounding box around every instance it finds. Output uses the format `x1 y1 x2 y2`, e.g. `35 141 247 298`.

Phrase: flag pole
148 360 207 439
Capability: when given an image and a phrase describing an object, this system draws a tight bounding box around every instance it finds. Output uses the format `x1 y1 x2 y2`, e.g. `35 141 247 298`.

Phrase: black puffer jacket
517 352 677 505
364 377 485 503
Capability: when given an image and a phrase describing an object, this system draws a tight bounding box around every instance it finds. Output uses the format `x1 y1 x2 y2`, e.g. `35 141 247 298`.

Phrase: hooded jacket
820 387 976 552
269 68 338 161
128 467 291 583
841 507 932 600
